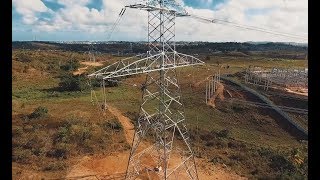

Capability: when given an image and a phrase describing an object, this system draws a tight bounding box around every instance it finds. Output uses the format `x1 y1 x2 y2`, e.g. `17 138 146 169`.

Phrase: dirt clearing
65 104 246 179
73 61 104 75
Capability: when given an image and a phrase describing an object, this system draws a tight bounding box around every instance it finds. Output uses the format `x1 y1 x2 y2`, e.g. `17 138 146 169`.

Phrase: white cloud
56 0 91 7
13 0 50 24
12 0 308 42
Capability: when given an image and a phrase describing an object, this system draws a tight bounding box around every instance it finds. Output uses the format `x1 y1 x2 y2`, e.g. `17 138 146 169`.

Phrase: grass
12 49 308 179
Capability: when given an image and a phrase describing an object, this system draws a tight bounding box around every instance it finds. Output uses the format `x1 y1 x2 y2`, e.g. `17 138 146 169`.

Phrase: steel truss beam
88 52 203 79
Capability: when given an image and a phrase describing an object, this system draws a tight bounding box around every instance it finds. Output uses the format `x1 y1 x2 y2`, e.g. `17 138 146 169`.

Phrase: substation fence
221 76 308 137
205 70 221 103
226 85 308 101
244 66 308 91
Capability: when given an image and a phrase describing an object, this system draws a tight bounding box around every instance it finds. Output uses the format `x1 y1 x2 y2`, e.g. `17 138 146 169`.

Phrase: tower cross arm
88 52 204 80
125 2 189 17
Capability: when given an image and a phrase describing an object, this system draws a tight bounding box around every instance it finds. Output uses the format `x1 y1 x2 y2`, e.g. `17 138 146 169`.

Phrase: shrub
216 129 230 138
58 73 89 91
103 119 123 131
53 118 94 151
17 53 32 63
229 152 246 162
60 59 80 71
13 148 33 163
46 143 70 159
42 161 67 171
200 131 216 141
227 141 247 149
231 105 245 112
269 154 296 173
28 106 48 119
12 126 23 136
258 147 274 157
23 65 29 73
23 136 45 150
105 80 119 87
205 140 215 147
51 116 115 156
276 171 305 179
210 155 228 164
54 127 70 144
46 62 60 72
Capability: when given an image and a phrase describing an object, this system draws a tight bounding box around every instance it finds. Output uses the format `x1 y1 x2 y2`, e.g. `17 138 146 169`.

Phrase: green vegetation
60 59 80 71
27 106 48 119
16 53 33 63
12 48 307 179
58 73 89 91
103 118 123 131
192 129 308 179
42 161 67 171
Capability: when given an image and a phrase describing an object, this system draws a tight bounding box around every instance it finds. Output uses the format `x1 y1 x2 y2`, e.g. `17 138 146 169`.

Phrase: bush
58 73 89 91
269 154 296 173
258 147 274 157
227 141 247 149
42 161 67 171
28 106 48 119
50 117 115 157
12 126 23 137
17 53 32 63
229 152 246 162
13 148 33 163
60 59 80 71
276 171 305 179
46 143 71 159
23 136 45 150
231 105 245 112
216 129 230 138
47 62 60 72
53 119 95 151
103 119 123 131
200 131 216 141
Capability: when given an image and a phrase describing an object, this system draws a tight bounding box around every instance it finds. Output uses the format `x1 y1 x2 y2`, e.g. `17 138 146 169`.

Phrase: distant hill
246 41 308 47
12 41 308 59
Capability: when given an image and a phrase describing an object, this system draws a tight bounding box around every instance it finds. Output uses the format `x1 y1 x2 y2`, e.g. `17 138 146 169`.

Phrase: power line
188 14 308 41
107 8 127 41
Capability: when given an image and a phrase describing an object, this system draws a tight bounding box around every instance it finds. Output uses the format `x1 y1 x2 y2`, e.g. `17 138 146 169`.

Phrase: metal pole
103 79 107 110
208 79 211 99
206 82 208 104
213 74 216 92
211 76 214 95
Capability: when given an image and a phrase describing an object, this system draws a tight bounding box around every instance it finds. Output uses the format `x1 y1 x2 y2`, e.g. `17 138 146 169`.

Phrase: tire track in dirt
107 105 135 145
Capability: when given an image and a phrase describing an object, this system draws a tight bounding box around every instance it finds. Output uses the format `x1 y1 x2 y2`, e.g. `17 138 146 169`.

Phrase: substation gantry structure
88 0 204 179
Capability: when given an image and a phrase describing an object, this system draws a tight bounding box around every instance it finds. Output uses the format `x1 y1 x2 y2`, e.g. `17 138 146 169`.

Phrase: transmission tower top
127 0 189 16
89 0 203 80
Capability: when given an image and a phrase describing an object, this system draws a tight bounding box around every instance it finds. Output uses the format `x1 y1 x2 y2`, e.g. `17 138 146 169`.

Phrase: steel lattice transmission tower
89 0 204 179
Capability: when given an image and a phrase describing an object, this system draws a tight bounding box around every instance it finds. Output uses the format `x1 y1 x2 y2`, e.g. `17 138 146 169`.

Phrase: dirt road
107 105 135 145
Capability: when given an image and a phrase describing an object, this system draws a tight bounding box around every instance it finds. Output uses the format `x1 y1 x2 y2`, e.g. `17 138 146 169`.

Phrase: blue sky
184 0 227 10
12 0 308 42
